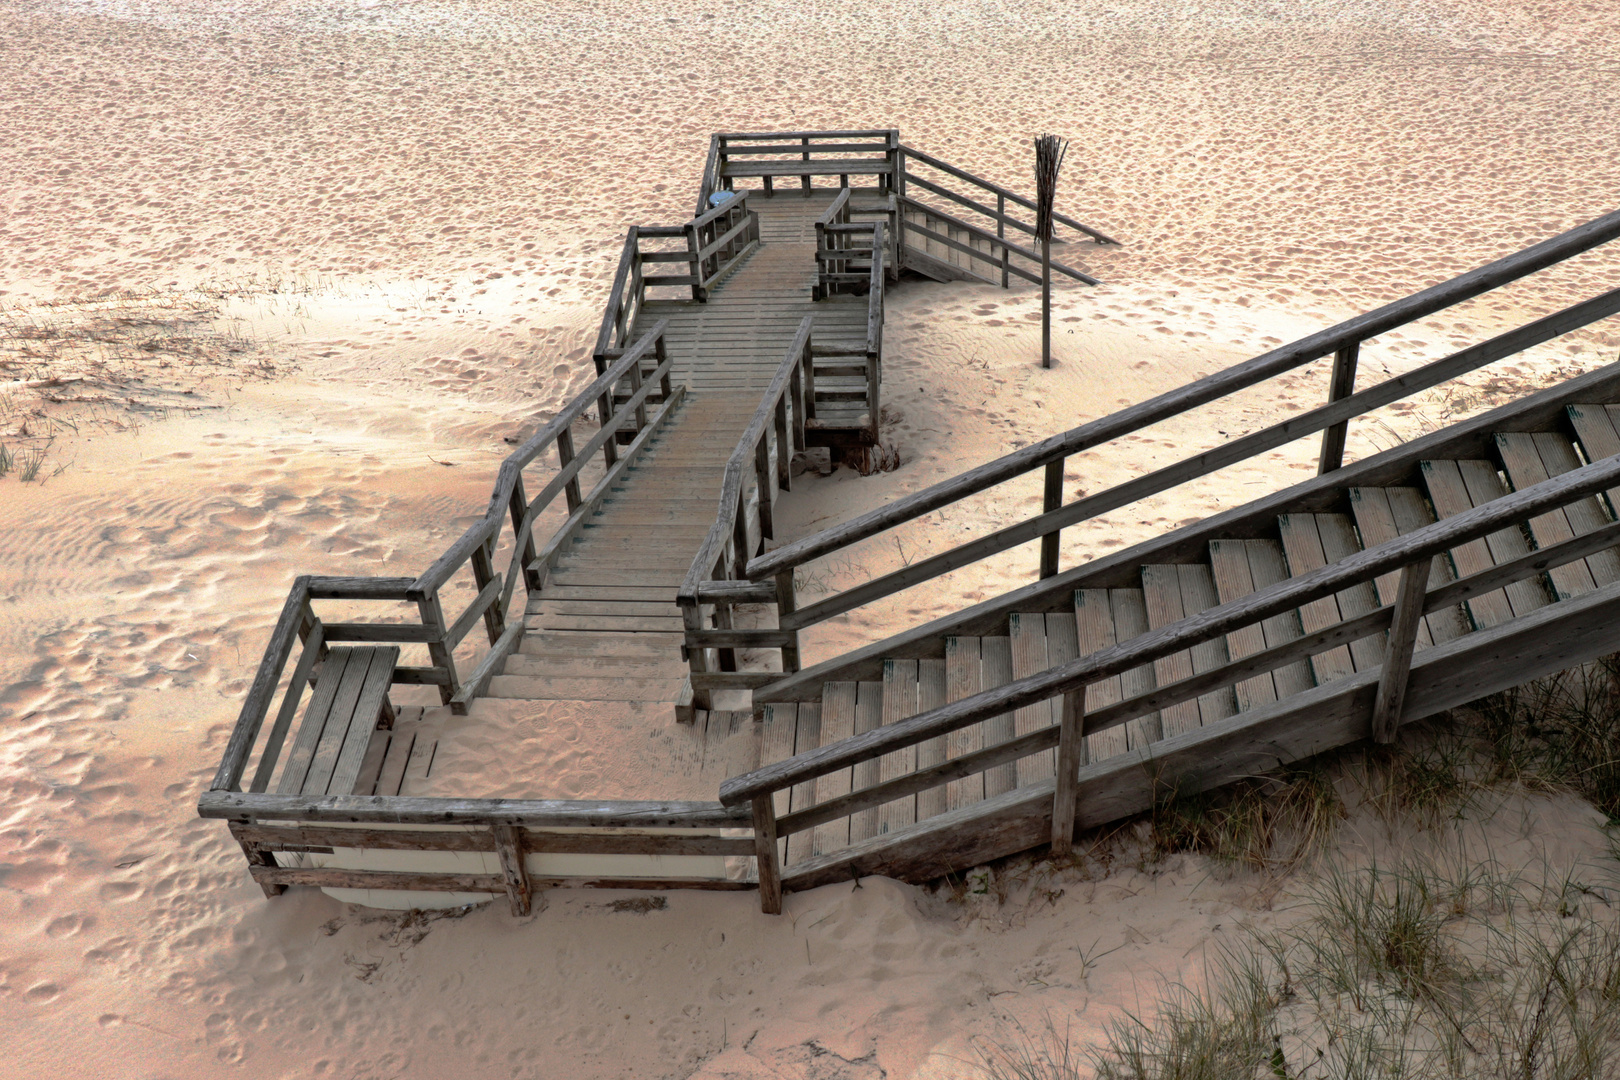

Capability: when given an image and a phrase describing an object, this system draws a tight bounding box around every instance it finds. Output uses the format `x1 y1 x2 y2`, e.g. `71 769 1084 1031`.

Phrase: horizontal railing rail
733 209 1620 670
898 195 1099 286
722 450 1620 886
897 143 1119 247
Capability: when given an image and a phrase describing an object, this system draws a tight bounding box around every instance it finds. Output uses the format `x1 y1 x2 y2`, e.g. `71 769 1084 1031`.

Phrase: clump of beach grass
973 655 1620 1079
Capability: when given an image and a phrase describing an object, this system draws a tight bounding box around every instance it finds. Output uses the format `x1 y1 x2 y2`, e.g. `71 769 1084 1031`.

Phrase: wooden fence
720 451 1620 911
720 208 1620 687
201 321 777 908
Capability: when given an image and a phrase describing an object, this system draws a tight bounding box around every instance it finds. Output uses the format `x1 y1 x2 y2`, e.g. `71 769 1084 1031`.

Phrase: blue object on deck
709 191 737 208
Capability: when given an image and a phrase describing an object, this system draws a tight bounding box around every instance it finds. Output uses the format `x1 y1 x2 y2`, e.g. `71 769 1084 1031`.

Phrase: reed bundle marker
1034 134 1068 369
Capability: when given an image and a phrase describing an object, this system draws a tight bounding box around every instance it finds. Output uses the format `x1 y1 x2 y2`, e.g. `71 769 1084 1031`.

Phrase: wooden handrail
679 317 816 605
212 578 311 792
717 129 894 140
899 198 1099 285
720 450 1620 807
748 207 1620 584
771 287 1620 631
199 790 751 827
415 322 670 598
899 143 1119 245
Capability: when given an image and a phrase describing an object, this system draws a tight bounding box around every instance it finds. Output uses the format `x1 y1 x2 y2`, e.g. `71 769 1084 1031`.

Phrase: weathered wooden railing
723 451 1620 911
676 221 888 715
201 322 766 910
724 209 1620 685
594 195 761 368
676 316 817 721
700 130 900 205
199 790 754 914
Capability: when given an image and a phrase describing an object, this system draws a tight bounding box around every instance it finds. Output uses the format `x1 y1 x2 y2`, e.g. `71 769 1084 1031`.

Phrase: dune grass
976 656 1620 1079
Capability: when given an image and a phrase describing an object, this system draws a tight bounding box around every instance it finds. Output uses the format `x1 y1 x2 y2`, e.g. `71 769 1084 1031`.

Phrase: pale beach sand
3 0 1620 1075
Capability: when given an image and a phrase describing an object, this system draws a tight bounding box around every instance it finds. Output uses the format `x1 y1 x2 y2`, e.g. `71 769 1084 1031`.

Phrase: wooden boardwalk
487 194 863 715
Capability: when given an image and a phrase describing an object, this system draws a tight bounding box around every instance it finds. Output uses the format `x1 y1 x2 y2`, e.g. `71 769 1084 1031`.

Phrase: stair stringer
780 577 1620 892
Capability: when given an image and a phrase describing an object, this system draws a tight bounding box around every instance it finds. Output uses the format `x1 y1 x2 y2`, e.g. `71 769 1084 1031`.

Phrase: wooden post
492 825 532 917
998 193 1009 289
773 399 791 493
686 220 707 303
555 427 583 513
1318 341 1361 474
751 795 783 915
509 474 542 593
682 601 713 714
627 351 649 433
417 588 460 709
755 436 775 541
469 541 506 643
801 135 811 194
230 822 287 898
655 332 672 400
1051 688 1087 854
1042 233 1052 368
1039 457 1064 579
1371 558 1431 742
775 570 800 674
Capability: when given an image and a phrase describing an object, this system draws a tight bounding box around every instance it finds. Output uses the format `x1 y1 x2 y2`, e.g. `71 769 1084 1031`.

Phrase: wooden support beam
752 795 783 915
1050 689 1085 854
1040 458 1063 578
493 824 533 917
1371 559 1430 742
1318 341 1360 474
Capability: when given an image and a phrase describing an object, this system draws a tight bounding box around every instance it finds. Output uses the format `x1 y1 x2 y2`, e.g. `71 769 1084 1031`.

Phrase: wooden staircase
726 373 1620 897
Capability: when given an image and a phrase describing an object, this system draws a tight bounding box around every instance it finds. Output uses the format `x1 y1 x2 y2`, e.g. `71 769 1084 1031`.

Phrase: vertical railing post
751 795 783 915
509 473 542 593
1371 558 1431 742
492 825 532 917
773 398 791 493
555 427 583 513
682 600 713 714
1318 341 1361 474
775 570 800 674
755 435 775 542
655 331 672 400
1039 457 1064 579
627 352 649 433
802 332 818 422
469 540 506 643
417 588 460 710
686 219 707 302
997 192 1009 288
801 135 811 194
1051 687 1087 855
888 129 903 199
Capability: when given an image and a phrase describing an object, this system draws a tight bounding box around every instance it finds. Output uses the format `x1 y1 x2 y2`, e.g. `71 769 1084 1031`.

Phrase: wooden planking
811 683 857 854
1243 540 1317 699
878 660 920 835
980 637 1017 797
944 636 985 810
1140 567 1203 738
1311 513 1387 671
847 681 885 842
914 659 949 821
785 703 823 866
1350 486 1467 645
1497 432 1620 593
1176 564 1239 723
1075 590 1127 761
1009 613 1056 786
1277 515 1360 682
1209 540 1281 711
276 648 353 795
1110 590 1163 748
1423 459 1550 625
324 648 398 798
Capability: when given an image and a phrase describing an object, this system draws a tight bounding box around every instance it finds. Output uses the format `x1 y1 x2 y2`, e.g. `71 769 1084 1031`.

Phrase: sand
4 0 1620 1075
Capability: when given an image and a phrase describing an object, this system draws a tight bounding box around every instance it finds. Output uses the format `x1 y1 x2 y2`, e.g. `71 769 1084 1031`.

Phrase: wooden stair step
484 673 686 701
1496 431 1620 594
1208 539 1315 711
502 653 687 678
1075 589 1162 758
1140 564 1236 734
1421 459 1550 627
1278 513 1383 678
516 630 683 658
1008 613 1060 787
1349 486 1470 646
